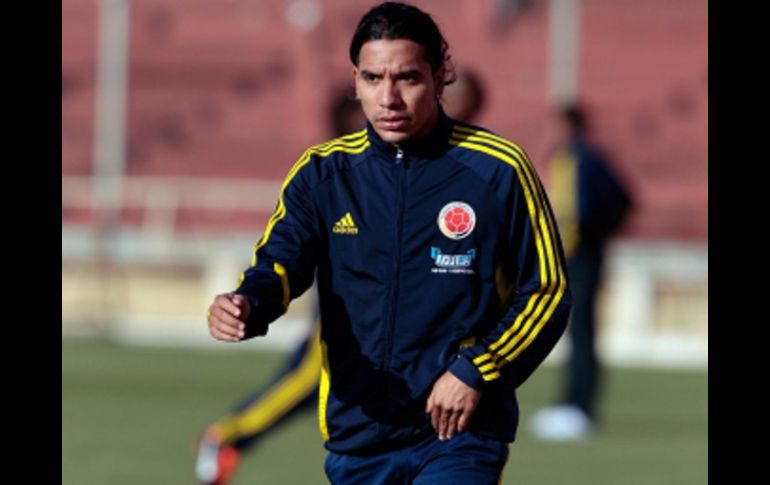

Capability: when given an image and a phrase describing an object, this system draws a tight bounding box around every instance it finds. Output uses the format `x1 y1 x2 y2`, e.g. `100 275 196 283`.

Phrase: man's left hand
425 371 481 441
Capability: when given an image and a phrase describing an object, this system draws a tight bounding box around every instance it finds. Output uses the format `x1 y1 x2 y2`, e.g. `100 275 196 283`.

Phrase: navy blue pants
324 432 509 485
562 251 602 419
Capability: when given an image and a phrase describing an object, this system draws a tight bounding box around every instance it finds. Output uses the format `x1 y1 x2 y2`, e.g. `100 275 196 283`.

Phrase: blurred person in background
196 67 489 485
529 103 633 441
204 2 570 483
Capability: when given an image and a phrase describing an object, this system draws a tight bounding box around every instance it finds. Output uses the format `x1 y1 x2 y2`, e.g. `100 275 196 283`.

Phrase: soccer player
195 70 489 485
206 2 571 483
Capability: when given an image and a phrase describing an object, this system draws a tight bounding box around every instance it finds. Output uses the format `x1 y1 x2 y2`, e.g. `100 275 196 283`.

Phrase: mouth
377 116 410 131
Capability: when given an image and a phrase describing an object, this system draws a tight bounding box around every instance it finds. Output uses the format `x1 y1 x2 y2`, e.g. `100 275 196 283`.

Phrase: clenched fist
207 293 252 342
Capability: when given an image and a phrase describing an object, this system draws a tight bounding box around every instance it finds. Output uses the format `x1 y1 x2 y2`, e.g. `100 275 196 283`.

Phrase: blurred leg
216 323 322 449
196 322 322 484
563 255 601 419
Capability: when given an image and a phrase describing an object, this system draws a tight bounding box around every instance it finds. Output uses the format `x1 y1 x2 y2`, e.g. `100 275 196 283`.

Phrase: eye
397 72 420 84
361 72 379 83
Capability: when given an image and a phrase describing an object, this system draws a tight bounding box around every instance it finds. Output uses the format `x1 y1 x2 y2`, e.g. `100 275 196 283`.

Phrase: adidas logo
332 212 359 235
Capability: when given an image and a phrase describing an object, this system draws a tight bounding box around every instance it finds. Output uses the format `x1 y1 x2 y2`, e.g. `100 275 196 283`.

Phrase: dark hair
349 2 455 83
561 104 588 132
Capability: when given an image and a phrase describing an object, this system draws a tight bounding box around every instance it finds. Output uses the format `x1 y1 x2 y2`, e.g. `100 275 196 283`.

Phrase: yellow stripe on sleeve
273 262 290 312
450 126 566 379
452 126 568 367
238 131 368 287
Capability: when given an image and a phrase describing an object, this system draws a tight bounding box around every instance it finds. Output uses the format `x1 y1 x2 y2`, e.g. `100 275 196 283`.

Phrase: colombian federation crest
437 202 476 240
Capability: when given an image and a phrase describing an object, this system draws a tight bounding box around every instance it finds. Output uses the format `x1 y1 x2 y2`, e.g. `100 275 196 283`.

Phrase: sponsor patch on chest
430 247 476 275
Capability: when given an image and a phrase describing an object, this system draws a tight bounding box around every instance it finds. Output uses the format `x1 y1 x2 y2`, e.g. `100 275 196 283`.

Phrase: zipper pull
395 146 404 164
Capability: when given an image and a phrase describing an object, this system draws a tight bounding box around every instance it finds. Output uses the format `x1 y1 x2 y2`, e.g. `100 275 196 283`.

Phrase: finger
210 305 245 327
230 293 248 309
216 294 243 318
425 392 433 414
210 317 244 339
431 406 440 433
208 312 242 338
457 408 471 433
210 326 239 342
229 293 253 315
438 408 451 440
209 322 242 342
446 409 460 439
208 307 245 339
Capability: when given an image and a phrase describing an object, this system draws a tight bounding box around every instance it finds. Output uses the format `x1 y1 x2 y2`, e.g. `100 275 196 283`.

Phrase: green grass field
62 339 707 484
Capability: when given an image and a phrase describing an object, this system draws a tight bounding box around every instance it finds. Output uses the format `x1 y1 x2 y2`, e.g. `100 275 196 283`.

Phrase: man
196 70 488 485
529 104 633 441
207 3 571 483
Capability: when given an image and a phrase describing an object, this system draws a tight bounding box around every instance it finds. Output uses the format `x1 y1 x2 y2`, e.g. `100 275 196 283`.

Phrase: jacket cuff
447 354 485 391
237 294 269 338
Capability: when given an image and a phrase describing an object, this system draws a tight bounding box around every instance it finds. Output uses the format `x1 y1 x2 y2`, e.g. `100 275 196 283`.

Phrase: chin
377 130 412 144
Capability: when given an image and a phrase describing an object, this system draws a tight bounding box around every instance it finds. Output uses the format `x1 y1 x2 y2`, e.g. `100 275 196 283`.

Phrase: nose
379 80 402 109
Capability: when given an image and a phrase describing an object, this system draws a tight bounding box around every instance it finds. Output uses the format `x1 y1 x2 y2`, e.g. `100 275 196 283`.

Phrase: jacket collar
366 107 454 161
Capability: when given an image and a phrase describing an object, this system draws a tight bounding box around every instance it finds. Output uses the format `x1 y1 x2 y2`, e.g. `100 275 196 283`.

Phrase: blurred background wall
62 0 707 368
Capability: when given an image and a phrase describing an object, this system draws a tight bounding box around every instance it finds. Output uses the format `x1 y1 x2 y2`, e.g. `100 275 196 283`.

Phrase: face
353 39 445 144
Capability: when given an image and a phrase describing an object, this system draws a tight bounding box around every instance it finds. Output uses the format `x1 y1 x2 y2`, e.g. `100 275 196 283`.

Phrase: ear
352 67 360 97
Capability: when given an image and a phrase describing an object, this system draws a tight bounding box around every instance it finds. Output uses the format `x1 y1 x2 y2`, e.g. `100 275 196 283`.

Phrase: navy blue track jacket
235 112 572 454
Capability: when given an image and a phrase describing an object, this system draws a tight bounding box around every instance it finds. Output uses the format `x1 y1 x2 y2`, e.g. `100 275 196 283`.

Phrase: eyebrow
359 69 382 78
358 69 422 79
395 70 421 79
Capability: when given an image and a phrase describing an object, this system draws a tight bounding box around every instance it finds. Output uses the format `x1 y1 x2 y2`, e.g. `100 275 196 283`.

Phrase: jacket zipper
384 146 406 371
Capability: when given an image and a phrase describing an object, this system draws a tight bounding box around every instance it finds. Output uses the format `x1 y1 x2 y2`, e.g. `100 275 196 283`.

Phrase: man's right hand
207 293 252 342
